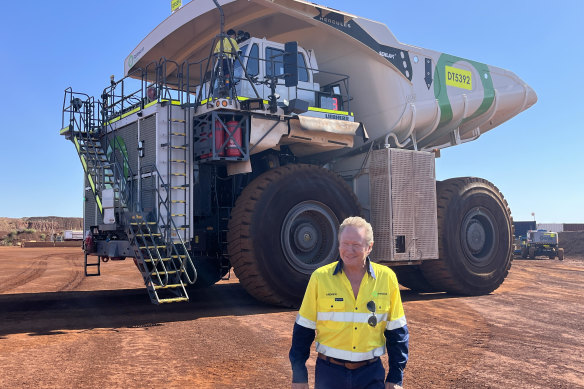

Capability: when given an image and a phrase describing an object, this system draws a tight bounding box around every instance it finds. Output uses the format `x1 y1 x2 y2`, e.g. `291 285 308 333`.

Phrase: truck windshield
266 47 284 77
234 44 248 80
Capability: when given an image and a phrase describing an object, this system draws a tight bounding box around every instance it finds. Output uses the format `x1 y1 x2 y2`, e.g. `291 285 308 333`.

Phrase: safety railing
91 48 352 125
140 163 197 284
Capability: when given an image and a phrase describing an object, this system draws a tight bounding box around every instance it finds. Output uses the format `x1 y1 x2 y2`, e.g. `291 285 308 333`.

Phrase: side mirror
284 41 298 87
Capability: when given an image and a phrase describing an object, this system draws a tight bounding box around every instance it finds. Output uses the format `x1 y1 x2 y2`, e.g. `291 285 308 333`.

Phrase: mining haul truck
60 0 537 305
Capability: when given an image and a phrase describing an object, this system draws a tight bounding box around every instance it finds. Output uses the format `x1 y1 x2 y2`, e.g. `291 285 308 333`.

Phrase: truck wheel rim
460 208 496 265
281 200 338 274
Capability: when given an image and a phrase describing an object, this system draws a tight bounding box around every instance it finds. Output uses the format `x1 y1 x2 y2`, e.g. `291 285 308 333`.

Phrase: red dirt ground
0 247 583 388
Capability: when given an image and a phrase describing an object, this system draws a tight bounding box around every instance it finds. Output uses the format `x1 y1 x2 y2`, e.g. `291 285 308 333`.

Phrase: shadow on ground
0 281 465 337
0 283 292 337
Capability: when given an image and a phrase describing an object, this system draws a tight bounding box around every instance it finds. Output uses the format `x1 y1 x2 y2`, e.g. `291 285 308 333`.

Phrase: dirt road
0 247 583 388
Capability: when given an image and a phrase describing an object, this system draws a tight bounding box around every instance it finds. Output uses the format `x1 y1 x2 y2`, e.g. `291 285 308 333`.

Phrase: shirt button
354 327 357 330
355 307 358 310
353 346 356 349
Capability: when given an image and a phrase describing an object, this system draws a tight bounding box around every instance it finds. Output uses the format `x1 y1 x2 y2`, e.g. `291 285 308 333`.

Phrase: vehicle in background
521 230 564 260
63 230 84 241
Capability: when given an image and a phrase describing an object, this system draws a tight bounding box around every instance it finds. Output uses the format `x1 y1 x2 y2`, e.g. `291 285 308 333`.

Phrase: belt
317 353 379 370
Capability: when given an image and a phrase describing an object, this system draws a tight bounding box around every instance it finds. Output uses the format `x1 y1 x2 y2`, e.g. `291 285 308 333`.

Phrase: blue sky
0 0 582 223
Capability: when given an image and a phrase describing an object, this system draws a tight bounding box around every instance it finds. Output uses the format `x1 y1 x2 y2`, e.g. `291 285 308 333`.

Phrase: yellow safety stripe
80 155 87 172
121 106 140 119
73 137 80 153
88 174 95 193
200 96 270 105
106 115 121 126
144 100 158 109
104 99 182 126
60 126 70 135
96 195 102 212
159 99 181 106
307 106 352 116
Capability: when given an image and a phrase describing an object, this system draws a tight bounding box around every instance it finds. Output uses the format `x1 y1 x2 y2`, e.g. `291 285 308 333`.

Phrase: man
289 216 409 389
213 29 240 95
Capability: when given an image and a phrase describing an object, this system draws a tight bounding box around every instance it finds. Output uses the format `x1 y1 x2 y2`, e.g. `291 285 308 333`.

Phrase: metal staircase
61 89 197 304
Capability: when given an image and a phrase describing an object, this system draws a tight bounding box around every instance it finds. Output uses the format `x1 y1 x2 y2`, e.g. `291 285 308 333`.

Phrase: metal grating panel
369 149 393 261
390 149 415 260
141 114 157 169
369 148 438 262
413 152 438 259
84 187 96 231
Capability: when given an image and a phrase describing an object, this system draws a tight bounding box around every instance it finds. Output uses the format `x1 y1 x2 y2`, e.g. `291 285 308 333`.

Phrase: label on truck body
445 65 472 90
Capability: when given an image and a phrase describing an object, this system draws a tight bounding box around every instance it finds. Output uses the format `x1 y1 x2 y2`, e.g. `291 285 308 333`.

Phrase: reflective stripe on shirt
317 311 388 323
386 315 407 330
296 313 316 330
315 342 386 361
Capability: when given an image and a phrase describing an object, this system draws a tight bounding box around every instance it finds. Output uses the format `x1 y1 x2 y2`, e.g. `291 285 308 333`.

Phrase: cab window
297 53 308 82
233 44 247 79
247 44 259 76
266 47 284 77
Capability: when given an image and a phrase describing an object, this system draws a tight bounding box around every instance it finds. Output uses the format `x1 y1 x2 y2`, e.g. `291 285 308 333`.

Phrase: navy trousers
315 357 385 389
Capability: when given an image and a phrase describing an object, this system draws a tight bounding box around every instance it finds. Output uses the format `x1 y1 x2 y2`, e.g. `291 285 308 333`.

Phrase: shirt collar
333 256 376 279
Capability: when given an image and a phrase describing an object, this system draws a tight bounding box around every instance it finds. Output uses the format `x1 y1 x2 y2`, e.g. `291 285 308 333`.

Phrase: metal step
143 257 172 263
153 283 184 290
158 297 189 304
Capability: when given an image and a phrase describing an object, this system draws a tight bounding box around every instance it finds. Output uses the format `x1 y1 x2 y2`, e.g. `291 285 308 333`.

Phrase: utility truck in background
521 230 564 260
60 0 537 305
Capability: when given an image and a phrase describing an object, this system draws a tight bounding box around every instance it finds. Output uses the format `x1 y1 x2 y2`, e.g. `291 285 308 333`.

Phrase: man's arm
384 325 409 386
289 322 315 383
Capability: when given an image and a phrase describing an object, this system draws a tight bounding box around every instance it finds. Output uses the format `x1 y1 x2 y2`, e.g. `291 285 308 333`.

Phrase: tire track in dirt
57 252 86 292
0 255 48 293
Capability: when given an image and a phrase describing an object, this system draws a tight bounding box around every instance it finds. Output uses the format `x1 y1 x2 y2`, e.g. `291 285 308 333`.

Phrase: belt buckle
344 361 362 370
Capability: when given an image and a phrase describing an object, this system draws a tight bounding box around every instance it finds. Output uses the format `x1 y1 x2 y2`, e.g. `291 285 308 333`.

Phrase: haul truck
60 0 537 305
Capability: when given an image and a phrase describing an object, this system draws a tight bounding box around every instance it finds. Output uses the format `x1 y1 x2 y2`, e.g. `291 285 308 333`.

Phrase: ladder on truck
61 89 197 304
161 100 191 246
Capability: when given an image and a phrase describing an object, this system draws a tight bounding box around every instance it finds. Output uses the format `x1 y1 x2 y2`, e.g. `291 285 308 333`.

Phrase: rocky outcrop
0 217 82 233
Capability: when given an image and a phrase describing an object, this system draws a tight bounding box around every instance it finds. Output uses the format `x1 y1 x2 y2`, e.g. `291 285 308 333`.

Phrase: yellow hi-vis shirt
295 260 407 361
214 37 239 59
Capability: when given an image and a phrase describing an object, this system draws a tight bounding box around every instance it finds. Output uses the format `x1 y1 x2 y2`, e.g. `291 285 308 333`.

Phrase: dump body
126 0 536 152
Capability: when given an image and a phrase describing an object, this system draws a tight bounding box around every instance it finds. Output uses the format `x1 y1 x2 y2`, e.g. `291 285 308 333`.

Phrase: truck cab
232 37 350 119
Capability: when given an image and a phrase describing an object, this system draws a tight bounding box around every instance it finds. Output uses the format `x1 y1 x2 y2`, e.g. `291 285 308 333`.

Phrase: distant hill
0 217 83 246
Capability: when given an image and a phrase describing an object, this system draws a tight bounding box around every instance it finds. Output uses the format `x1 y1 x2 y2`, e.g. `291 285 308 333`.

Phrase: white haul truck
60 0 537 305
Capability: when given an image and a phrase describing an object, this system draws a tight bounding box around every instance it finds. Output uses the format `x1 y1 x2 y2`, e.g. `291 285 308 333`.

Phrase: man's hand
386 383 403 389
292 383 309 389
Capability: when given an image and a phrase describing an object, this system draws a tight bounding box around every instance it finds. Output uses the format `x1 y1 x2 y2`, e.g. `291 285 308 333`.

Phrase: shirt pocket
374 297 392 323
317 297 347 330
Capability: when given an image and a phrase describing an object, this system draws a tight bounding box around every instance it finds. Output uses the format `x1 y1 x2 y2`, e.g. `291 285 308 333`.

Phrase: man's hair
339 216 374 246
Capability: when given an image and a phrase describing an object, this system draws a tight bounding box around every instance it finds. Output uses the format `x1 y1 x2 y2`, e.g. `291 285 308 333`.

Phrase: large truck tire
529 246 536 259
227 164 361 307
558 248 565 261
421 177 513 295
521 247 528 259
392 266 438 292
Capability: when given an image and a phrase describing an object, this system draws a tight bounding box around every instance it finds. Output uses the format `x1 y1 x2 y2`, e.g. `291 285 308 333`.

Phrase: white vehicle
61 0 536 305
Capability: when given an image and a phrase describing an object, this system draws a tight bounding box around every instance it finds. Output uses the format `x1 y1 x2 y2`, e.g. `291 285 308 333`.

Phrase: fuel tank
125 0 536 151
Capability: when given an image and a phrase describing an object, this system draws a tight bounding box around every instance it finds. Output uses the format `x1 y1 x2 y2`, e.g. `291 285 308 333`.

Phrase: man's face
339 226 373 268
